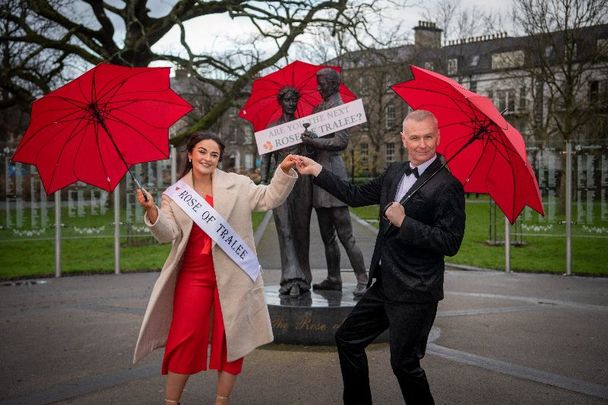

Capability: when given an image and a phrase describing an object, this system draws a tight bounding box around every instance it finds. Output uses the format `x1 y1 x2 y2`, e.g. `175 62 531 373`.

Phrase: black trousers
335 283 438 405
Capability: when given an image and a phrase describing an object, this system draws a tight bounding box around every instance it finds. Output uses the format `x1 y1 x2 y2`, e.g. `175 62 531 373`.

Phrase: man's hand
279 154 298 173
384 202 405 227
293 155 323 176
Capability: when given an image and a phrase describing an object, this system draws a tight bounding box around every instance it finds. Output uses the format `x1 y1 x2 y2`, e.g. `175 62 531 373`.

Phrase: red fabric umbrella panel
391 65 544 223
239 60 356 132
13 63 192 194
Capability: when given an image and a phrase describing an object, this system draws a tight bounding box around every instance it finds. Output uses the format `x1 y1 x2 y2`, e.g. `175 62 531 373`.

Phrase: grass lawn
0 210 268 280
350 199 607 277
1 201 605 279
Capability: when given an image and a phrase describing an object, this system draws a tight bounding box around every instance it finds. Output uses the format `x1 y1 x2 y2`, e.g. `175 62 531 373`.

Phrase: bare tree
421 0 501 44
512 0 608 143
0 0 399 144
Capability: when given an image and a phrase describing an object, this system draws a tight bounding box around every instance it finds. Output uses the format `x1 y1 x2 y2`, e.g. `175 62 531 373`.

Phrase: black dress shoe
312 279 342 291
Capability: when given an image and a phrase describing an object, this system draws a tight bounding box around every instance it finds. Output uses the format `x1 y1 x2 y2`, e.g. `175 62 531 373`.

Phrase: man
300 68 368 296
295 110 466 404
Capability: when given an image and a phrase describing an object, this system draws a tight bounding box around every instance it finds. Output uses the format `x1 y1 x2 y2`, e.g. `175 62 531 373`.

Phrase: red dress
162 195 244 375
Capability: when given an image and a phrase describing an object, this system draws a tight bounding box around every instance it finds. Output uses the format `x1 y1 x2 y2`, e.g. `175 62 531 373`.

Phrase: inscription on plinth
265 284 388 345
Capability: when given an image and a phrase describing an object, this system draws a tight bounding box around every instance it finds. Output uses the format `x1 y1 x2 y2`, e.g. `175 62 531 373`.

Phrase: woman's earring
188 159 191 163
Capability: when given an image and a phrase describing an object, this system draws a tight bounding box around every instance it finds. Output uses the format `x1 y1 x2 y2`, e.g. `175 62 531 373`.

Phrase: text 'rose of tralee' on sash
164 181 261 282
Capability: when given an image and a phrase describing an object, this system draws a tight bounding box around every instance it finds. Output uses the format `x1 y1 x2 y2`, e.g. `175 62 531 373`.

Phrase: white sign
255 99 367 155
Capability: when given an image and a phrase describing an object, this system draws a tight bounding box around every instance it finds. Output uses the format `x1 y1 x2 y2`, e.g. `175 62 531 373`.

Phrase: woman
133 132 298 404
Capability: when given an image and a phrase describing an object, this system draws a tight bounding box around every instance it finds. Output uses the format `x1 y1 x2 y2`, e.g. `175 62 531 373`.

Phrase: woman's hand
293 155 323 177
279 154 298 173
136 188 158 223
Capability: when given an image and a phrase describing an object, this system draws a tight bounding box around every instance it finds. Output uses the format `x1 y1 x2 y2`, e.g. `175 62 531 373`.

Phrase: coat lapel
400 156 444 205
170 171 194 231
388 162 408 202
212 169 238 222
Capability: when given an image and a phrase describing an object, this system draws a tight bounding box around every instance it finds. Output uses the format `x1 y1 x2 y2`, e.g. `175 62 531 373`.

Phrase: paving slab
0 211 607 404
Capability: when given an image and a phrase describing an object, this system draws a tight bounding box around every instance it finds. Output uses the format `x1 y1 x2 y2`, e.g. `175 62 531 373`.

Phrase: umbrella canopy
239 60 357 131
13 63 192 194
391 65 544 223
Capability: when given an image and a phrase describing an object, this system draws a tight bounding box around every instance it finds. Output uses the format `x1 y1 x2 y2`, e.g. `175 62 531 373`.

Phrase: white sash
164 181 261 282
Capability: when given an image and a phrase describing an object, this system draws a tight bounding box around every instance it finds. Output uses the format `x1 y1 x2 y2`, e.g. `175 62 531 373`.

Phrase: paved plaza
1 212 607 404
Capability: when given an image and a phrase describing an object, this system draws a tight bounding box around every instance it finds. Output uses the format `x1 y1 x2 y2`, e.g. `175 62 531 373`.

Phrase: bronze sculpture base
265 283 389 345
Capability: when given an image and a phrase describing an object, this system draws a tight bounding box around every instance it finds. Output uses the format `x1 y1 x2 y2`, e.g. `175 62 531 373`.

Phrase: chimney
414 21 443 48
175 69 189 80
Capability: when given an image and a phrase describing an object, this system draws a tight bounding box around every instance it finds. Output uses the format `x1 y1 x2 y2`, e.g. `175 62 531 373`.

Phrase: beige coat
133 167 297 364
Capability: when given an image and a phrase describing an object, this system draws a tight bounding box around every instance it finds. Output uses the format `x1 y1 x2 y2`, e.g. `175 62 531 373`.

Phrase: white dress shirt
394 155 437 202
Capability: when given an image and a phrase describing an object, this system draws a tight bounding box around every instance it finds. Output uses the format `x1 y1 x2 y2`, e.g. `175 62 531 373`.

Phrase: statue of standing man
301 68 369 297
260 87 313 296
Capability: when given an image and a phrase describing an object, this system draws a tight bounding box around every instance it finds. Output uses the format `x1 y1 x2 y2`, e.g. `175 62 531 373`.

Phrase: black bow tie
405 166 419 178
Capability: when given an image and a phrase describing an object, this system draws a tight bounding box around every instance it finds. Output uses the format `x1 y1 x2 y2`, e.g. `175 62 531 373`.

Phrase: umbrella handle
133 178 149 203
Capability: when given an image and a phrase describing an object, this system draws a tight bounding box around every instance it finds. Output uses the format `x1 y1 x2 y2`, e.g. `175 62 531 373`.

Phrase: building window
589 80 600 102
491 50 524 69
589 80 608 103
469 81 477 93
518 87 527 110
496 89 516 113
544 45 555 59
424 62 434 71
385 143 395 164
597 39 608 57
447 58 458 75
360 143 369 170
565 43 577 60
385 104 396 129
470 55 480 66
243 125 253 144
228 124 238 144
244 153 254 170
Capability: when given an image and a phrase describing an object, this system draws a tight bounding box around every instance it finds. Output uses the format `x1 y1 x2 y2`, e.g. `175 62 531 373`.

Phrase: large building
170 70 258 177
333 21 608 177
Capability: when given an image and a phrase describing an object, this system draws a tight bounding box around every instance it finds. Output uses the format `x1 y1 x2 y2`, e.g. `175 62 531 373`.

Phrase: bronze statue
301 68 369 297
260 87 313 296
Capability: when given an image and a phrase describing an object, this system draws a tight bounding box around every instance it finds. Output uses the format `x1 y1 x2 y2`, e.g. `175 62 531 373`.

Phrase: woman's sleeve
248 167 298 212
143 194 181 244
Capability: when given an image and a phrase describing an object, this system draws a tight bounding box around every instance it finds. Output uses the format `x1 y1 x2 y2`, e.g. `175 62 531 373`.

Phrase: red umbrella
239 60 357 131
391 65 544 223
12 63 192 195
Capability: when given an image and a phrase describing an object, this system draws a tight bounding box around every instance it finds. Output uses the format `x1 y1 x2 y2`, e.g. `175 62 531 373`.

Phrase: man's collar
410 154 437 176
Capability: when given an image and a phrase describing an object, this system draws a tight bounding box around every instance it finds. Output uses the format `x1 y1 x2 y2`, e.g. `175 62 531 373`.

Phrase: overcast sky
148 0 515 68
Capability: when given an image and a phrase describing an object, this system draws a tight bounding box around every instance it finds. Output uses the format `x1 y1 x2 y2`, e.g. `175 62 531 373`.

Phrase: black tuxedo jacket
313 155 466 302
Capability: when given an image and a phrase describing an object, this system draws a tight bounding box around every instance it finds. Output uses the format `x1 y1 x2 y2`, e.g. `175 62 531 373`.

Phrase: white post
54 191 61 277
114 186 121 274
565 141 572 275
171 145 177 184
5 154 10 228
504 216 511 273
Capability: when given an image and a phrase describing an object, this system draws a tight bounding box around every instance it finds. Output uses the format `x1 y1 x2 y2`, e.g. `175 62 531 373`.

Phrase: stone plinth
265 283 389 345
